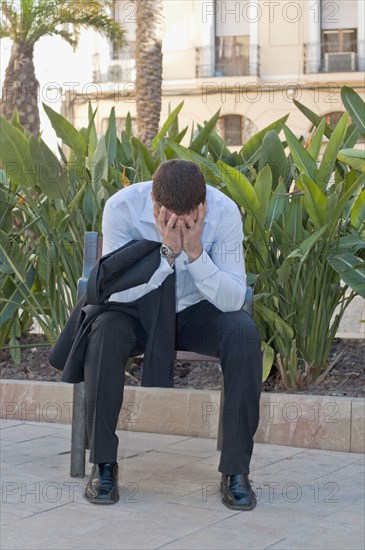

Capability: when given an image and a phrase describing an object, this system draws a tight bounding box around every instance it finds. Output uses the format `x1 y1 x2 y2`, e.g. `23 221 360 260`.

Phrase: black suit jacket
49 240 176 387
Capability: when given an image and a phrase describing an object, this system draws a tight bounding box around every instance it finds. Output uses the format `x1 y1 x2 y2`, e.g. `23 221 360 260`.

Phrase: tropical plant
217 91 365 389
0 88 363 391
135 0 164 147
0 0 124 135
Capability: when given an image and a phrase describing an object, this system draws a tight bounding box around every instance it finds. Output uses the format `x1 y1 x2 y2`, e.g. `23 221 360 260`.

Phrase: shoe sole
221 496 257 511
83 493 120 505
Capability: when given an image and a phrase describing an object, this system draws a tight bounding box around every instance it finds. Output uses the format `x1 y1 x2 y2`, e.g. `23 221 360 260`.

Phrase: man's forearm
186 252 246 312
108 257 174 303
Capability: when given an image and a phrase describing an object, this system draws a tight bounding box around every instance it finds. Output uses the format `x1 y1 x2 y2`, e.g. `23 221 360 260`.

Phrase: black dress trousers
83 299 262 474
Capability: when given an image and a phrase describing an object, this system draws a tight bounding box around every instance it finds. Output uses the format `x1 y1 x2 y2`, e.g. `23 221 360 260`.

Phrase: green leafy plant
217 90 365 389
0 88 363 389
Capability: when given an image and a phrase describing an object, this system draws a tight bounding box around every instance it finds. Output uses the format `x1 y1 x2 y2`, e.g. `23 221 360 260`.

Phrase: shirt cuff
156 257 174 281
186 252 219 282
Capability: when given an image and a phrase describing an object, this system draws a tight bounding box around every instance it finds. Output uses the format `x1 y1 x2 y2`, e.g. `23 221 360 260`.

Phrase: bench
70 231 253 477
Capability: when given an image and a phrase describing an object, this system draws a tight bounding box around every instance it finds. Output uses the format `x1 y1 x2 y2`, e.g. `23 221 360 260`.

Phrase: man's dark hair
152 160 206 214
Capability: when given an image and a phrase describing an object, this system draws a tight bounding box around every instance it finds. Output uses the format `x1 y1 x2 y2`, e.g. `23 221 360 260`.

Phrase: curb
0 380 364 453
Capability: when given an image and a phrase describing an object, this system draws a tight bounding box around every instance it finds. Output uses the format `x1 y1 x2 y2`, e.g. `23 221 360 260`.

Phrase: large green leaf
337 149 365 173
0 269 36 327
217 161 260 214
261 341 274 382
283 126 318 183
254 165 272 226
319 113 349 188
285 193 304 244
351 190 365 229
131 136 155 178
254 301 294 340
29 137 68 200
151 102 184 151
207 130 232 163
189 110 221 154
240 115 288 165
307 119 325 161
331 173 365 222
298 174 327 230
334 234 365 254
91 136 108 207
0 116 36 186
267 180 287 228
43 103 87 161
341 86 365 137
82 102 98 160
344 123 360 148
259 131 290 188
286 225 328 263
293 99 333 139
0 231 28 282
166 140 222 186
327 253 365 298
105 107 117 165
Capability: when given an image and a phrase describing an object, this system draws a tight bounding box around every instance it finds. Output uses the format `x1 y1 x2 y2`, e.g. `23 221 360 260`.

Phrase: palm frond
0 0 124 46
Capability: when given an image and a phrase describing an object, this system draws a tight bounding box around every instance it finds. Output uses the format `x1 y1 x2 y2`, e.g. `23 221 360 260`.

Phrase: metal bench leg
70 382 87 477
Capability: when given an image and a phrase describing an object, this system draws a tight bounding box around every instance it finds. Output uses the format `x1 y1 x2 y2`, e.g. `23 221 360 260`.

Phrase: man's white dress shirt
102 181 246 313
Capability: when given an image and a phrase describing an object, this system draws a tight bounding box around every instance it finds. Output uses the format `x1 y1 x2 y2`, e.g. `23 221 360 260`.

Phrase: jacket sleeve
101 199 174 302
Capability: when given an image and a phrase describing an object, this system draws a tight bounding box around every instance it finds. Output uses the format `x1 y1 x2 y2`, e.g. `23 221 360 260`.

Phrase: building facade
62 0 365 146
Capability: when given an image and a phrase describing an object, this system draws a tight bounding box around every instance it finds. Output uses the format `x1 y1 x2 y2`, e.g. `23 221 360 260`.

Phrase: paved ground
1 420 364 550
336 295 364 338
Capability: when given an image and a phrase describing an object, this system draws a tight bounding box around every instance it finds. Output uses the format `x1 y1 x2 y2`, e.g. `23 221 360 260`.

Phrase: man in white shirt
83 160 262 511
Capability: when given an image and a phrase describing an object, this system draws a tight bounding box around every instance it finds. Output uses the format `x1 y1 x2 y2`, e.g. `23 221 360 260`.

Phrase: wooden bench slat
175 351 220 362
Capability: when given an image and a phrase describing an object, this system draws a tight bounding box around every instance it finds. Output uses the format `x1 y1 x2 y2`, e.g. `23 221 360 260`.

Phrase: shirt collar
140 195 156 223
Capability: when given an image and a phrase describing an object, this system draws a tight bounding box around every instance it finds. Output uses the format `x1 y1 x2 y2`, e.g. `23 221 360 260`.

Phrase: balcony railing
304 41 365 73
195 45 260 78
93 59 136 83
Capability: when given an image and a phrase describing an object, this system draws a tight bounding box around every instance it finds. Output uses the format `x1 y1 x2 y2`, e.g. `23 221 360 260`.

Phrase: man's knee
220 311 260 347
88 311 137 346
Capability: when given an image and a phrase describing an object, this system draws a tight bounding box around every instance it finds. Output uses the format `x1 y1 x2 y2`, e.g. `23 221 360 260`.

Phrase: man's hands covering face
152 198 206 263
180 202 206 262
153 201 184 256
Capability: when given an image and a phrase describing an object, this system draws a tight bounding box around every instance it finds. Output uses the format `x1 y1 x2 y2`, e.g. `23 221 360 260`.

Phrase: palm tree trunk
135 0 164 148
0 40 40 135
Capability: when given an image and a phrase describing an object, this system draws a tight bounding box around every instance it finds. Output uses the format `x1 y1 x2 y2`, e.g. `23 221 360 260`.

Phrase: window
322 29 357 54
309 111 363 139
215 36 250 77
112 1 136 60
325 111 350 127
216 115 257 146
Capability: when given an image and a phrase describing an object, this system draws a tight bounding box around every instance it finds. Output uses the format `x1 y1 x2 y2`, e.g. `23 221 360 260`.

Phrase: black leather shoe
83 462 119 505
220 473 257 511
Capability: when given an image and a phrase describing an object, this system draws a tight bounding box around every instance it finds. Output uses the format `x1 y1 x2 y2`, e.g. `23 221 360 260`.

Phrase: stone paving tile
0 435 71 471
116 435 194 459
1 502 133 550
0 420 71 439
265 510 365 549
0 438 18 448
159 524 284 550
153 457 220 483
0 419 24 429
1 501 232 550
116 450 204 480
157 435 218 458
119 430 191 445
1 422 364 550
250 448 364 492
